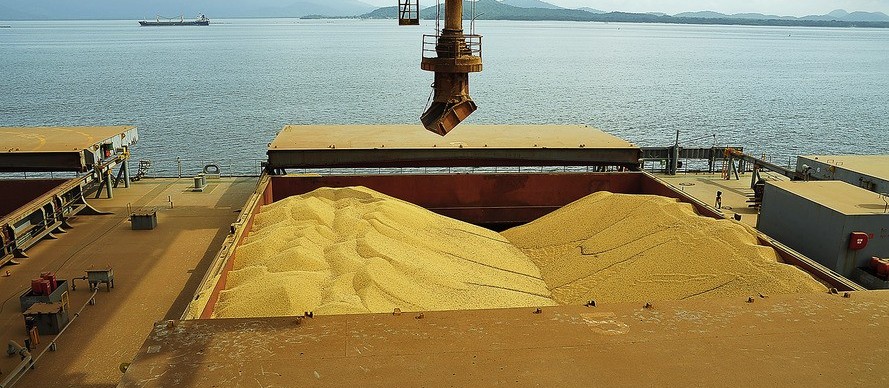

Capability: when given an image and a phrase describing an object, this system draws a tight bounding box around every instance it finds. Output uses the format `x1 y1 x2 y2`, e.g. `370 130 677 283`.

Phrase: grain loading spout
402 0 482 136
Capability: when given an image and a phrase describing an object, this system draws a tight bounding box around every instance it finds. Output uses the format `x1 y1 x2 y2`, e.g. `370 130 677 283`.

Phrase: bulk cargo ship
138 14 209 27
1 1 888 387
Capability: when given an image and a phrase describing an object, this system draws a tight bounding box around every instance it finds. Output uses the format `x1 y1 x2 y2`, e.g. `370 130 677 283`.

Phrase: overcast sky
364 0 889 16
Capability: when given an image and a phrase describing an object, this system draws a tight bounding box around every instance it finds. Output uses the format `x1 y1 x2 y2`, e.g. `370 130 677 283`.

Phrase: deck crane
398 1 483 136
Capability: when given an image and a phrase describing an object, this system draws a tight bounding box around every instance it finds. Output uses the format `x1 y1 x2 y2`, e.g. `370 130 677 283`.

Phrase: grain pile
213 187 555 318
502 192 827 305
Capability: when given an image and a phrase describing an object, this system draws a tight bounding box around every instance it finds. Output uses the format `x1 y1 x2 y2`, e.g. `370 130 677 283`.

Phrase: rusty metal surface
267 125 640 168
418 0 482 134
269 173 641 221
122 291 889 387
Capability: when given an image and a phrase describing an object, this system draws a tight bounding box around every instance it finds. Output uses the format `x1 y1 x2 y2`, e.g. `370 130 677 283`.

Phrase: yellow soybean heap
213 187 555 318
501 192 827 305
213 187 826 319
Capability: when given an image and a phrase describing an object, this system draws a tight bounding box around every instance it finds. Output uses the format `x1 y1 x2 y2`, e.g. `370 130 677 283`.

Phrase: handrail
3 289 99 387
422 34 482 60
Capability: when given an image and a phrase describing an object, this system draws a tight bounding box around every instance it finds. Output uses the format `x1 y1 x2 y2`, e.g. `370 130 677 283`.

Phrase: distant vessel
139 14 209 27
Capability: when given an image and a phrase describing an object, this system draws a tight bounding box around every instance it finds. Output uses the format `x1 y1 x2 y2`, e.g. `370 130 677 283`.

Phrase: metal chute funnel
417 0 482 136
421 98 477 136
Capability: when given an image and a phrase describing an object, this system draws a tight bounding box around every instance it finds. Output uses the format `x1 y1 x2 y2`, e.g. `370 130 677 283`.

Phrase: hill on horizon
1 0 887 24
359 0 889 28
363 0 599 21
499 0 561 9
674 8 889 22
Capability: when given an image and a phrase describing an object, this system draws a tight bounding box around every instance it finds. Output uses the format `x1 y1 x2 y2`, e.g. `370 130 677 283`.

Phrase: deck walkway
0 177 256 386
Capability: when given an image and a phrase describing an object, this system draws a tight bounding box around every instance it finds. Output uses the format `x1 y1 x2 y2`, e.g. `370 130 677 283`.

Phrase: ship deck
120 291 889 387
0 169 877 386
0 177 256 386
801 154 889 182
769 180 889 215
655 169 792 227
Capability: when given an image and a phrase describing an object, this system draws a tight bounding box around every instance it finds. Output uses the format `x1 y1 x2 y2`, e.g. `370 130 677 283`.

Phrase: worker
715 191 723 209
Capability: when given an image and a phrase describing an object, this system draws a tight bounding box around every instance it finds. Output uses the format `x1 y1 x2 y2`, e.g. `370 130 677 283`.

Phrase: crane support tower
399 0 483 136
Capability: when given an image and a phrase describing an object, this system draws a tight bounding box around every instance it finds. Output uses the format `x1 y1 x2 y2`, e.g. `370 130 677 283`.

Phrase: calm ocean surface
1 19 887 174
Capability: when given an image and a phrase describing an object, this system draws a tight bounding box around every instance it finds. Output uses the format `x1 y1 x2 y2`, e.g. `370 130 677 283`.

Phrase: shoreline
2 16 889 29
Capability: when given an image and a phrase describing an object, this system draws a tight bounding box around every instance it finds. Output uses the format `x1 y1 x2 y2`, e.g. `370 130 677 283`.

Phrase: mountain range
364 0 604 21
362 0 889 25
674 9 889 22
1 0 887 24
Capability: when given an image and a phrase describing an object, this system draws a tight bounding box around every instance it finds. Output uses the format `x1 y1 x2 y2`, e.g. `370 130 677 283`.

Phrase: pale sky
364 0 889 16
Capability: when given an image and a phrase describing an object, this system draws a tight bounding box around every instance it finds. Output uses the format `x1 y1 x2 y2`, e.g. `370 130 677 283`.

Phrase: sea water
1 19 887 174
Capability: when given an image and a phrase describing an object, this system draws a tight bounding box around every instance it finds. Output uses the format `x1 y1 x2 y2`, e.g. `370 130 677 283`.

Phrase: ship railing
0 171 81 180
141 158 267 178
0 158 266 180
277 166 624 176
422 34 482 60
2 158 802 179
2 164 616 180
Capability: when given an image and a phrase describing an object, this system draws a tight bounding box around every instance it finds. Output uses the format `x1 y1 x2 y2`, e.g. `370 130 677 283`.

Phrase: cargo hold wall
186 171 860 319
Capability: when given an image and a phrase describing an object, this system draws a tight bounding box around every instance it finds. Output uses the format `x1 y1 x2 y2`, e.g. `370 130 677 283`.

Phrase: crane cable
422 0 443 117
436 0 441 37
471 0 476 35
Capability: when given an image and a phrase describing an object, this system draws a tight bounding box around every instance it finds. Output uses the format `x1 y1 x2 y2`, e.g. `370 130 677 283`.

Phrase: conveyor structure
0 126 138 267
266 125 642 171
0 126 138 173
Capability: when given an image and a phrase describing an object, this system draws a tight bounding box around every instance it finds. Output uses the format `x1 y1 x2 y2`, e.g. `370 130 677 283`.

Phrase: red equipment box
30 279 51 296
870 257 889 277
40 272 58 292
849 232 869 251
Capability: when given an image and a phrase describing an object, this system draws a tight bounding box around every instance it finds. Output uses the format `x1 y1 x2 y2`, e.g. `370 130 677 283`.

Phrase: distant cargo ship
139 14 209 27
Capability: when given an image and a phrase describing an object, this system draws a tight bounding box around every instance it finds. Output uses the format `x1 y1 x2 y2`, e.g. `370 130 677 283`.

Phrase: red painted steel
849 232 869 250
0 179 68 218
270 173 641 224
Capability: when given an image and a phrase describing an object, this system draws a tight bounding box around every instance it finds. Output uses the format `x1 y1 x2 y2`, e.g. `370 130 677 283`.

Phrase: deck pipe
104 170 114 198
122 159 131 188
1 340 33 387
